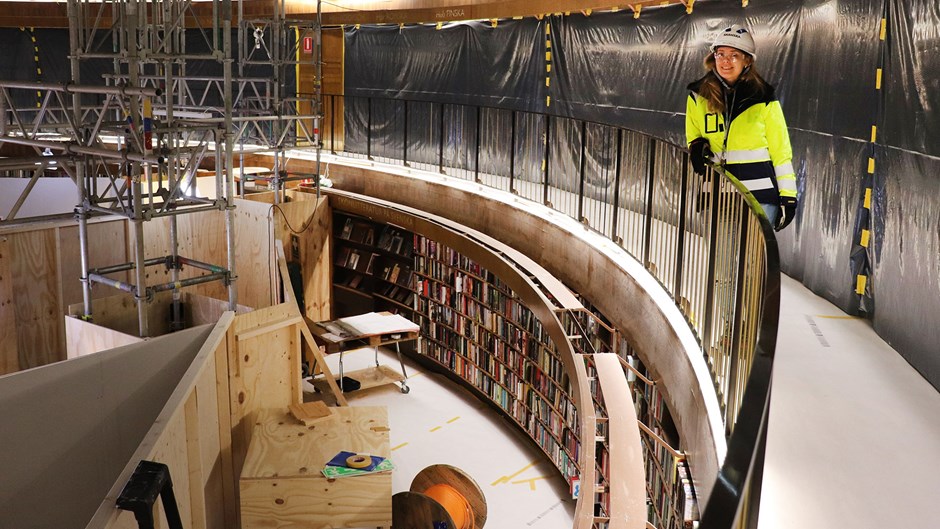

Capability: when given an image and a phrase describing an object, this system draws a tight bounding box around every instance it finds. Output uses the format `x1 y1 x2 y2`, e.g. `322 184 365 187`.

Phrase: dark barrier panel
883 0 940 158
344 20 546 112
780 131 868 310
872 147 940 384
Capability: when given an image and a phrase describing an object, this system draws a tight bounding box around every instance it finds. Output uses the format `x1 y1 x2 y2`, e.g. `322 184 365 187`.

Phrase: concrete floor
759 274 940 529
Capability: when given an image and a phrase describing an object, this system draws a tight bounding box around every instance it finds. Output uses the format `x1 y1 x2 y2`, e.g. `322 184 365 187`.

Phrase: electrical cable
423 483 474 529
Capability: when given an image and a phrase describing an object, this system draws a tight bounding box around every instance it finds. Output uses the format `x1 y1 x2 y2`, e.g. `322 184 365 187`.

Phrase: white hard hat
711 24 756 59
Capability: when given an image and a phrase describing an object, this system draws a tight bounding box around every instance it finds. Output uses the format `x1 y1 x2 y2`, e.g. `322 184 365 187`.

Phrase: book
322 451 393 479
340 218 353 240
348 252 360 270
348 274 363 289
390 234 404 254
335 247 350 266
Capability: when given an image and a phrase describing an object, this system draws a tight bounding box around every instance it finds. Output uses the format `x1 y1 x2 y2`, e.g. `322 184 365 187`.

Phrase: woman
685 24 798 231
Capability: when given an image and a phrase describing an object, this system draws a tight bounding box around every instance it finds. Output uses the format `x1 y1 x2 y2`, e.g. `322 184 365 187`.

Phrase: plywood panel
234 198 275 309
185 292 251 327
138 216 173 287
177 209 228 301
229 305 301 480
68 291 178 338
86 316 233 529
58 220 130 310
285 192 332 321
0 235 18 374
10 228 62 368
64 315 143 359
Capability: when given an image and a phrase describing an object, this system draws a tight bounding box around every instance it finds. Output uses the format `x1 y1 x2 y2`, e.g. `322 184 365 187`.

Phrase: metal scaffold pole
127 0 150 338
224 0 239 310
68 0 92 320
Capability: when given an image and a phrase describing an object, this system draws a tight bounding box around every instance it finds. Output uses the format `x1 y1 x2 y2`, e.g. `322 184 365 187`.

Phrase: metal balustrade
319 93 779 529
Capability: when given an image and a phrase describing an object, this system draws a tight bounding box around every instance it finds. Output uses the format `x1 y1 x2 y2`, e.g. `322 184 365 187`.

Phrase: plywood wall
228 304 302 481
0 235 18 374
1 192 332 375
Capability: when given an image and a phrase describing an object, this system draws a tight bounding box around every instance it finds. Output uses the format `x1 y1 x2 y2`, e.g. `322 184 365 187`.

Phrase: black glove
689 138 712 176
775 196 798 231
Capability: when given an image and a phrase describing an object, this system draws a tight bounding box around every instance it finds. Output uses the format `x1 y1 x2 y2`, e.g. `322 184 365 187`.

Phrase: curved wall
324 159 724 504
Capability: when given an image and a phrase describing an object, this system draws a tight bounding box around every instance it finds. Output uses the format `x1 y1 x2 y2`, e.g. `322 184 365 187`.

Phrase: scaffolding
0 0 323 337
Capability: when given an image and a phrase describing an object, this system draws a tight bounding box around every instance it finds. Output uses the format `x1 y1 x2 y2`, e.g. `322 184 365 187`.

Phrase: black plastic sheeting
344 20 546 111
344 0 940 389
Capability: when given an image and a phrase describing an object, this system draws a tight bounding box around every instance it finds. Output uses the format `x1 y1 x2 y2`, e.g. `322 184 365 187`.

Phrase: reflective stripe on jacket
685 76 796 205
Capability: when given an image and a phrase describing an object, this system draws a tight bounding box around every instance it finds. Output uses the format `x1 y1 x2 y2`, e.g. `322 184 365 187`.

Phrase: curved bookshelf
325 189 600 526
323 188 694 528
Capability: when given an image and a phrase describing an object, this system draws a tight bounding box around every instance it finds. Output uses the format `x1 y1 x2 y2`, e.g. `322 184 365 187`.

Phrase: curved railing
313 93 779 529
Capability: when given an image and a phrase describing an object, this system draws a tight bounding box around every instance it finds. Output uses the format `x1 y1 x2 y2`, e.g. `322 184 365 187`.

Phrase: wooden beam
276 240 348 407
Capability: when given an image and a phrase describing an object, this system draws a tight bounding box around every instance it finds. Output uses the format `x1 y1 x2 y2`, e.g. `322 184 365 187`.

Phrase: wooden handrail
637 421 684 460
617 355 656 387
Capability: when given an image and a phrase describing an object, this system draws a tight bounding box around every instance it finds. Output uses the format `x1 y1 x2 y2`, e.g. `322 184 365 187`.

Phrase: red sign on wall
302 36 313 54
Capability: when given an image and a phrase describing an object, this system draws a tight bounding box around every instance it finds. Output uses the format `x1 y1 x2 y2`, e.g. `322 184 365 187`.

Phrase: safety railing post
642 138 656 267
403 99 409 166
543 114 551 206
675 152 690 297
509 109 516 192
366 96 372 160
611 128 623 241
726 208 751 430
578 120 587 222
330 94 335 154
702 169 722 356
475 105 481 182
438 102 445 173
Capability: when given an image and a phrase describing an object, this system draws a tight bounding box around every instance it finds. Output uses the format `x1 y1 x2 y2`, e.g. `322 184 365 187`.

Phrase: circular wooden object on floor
392 491 455 528
410 464 487 528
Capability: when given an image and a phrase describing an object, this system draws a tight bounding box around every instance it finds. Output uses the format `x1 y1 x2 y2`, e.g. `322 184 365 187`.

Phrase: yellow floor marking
429 426 442 432
491 461 538 486
816 315 859 319
392 442 408 451
447 416 460 424
512 476 549 491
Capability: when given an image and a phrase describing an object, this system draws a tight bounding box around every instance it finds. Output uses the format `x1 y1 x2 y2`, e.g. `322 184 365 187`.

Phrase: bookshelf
329 190 697 529
332 211 416 319
412 234 583 482
620 350 697 529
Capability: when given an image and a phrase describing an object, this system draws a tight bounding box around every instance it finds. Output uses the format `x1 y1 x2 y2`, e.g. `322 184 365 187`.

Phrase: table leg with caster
395 341 410 394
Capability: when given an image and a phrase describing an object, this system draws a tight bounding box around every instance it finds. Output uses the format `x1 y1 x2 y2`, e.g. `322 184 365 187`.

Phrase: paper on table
338 312 419 336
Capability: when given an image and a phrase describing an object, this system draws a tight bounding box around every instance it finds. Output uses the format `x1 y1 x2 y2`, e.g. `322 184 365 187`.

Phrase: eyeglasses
714 51 745 63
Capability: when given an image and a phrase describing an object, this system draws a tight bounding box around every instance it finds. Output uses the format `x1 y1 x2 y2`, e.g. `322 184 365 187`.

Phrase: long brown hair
697 53 770 114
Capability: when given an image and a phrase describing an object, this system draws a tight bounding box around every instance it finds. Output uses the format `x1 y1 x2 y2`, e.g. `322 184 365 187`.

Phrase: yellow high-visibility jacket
686 75 796 205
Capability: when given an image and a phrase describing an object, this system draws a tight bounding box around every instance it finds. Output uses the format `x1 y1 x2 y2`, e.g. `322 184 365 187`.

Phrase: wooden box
239 406 392 528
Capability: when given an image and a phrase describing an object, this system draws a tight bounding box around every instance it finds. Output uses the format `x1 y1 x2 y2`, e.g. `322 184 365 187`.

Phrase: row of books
380 263 414 287
378 283 415 306
377 227 412 257
338 218 375 245
413 234 583 481
335 247 379 274
421 315 572 410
